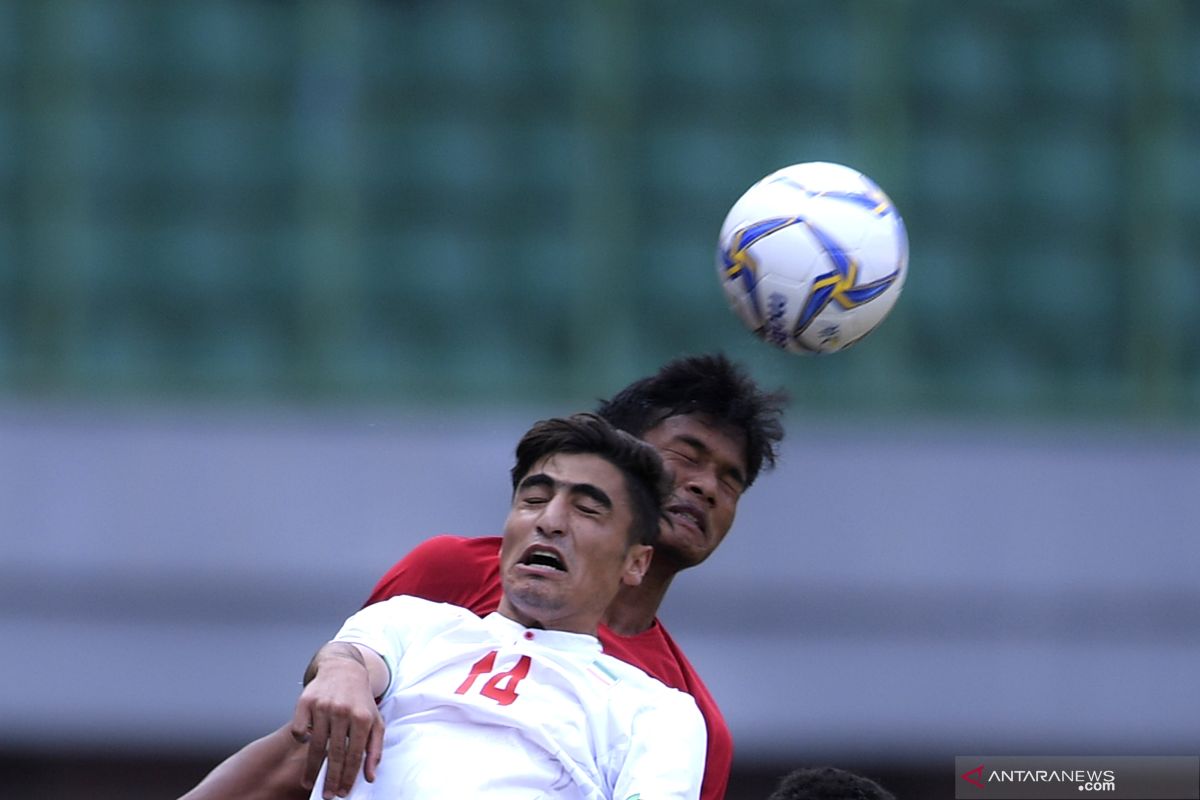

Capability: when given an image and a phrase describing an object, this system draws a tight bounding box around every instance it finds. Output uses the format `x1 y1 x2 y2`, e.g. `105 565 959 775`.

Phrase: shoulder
598 619 704 688
597 654 701 718
343 595 487 648
603 660 706 771
367 594 473 615
351 595 479 625
364 536 503 612
598 619 729 739
405 535 502 563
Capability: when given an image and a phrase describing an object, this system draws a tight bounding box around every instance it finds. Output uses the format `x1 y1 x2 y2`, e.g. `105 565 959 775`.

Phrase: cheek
662 457 691 485
582 539 627 579
498 513 526 560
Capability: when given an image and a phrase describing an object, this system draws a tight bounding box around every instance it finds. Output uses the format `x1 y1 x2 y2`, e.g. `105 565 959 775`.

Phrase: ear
621 544 654 587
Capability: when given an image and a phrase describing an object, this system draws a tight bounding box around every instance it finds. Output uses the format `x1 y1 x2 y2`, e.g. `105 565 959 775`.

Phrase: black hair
768 767 896 800
595 353 786 487
510 413 671 547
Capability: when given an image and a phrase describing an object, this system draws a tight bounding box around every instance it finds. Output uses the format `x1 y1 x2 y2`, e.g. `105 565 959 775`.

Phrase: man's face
642 413 748 569
498 452 652 634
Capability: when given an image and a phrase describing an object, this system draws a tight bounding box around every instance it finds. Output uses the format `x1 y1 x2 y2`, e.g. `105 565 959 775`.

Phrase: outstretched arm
178 643 387 800
180 535 490 800
177 724 308 800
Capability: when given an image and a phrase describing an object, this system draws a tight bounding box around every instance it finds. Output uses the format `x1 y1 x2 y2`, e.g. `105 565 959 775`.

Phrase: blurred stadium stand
1 1 1197 797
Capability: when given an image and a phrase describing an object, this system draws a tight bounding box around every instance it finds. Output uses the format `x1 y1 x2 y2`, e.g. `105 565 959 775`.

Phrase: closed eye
666 448 699 465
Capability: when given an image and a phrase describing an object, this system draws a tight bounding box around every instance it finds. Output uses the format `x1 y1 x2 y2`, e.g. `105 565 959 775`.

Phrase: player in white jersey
296 414 706 800
316 597 702 799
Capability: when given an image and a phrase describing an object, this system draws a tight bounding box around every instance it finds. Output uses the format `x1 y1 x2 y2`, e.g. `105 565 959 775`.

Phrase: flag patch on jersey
587 659 619 686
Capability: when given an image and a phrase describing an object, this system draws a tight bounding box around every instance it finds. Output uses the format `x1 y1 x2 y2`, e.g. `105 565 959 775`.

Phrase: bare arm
178 643 387 800
177 723 309 800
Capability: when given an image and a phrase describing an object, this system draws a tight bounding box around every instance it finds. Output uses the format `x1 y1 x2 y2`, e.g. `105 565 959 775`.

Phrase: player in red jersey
181 354 786 800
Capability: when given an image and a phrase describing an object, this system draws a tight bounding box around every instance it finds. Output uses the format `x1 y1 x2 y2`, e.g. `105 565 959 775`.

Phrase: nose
536 493 570 537
685 470 718 507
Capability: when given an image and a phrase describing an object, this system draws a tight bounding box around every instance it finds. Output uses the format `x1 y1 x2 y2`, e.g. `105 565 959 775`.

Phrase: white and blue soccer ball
715 161 908 354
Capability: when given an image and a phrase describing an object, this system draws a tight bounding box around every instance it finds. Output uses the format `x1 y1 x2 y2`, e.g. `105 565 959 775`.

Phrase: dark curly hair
768 767 896 800
595 353 786 487
511 413 672 547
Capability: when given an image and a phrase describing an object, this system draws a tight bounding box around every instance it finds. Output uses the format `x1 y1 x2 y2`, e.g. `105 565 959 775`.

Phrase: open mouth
666 502 706 536
520 545 567 573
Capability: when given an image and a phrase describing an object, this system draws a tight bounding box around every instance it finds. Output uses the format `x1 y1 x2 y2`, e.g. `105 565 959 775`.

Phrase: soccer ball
715 162 908 354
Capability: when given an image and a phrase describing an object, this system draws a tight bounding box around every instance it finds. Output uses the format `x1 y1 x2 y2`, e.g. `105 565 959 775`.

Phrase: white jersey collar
484 612 603 655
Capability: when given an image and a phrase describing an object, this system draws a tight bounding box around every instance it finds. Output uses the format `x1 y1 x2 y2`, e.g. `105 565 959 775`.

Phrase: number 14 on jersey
454 651 532 706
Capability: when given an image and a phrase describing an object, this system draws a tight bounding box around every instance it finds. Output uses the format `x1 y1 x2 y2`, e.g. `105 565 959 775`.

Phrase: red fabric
365 535 732 800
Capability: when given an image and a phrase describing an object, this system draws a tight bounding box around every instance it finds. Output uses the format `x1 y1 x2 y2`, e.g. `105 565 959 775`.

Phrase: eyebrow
517 472 614 510
675 434 747 489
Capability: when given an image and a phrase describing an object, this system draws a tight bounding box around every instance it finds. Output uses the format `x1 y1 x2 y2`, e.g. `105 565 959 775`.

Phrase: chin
507 584 564 615
653 541 709 570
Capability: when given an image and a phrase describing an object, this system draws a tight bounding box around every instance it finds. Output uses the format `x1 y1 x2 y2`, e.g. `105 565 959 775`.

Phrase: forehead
522 452 629 498
642 413 748 472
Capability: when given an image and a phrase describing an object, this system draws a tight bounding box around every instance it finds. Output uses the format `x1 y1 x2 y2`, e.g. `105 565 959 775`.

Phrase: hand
289 644 385 799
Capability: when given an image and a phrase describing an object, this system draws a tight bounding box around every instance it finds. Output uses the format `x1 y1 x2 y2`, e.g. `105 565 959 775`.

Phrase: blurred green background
2 2 1198 799
2 0 1195 421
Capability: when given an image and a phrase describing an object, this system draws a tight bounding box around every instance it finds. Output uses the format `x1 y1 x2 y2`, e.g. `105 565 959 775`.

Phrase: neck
601 558 679 636
496 597 598 636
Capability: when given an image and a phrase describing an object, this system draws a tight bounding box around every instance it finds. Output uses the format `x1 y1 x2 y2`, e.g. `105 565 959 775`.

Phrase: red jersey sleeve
363 535 504 617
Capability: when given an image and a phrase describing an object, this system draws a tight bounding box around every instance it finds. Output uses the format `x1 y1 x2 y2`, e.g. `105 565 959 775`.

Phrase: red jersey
366 535 732 800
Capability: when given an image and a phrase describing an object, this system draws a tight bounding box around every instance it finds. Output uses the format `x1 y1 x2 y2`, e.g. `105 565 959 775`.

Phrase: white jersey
311 595 704 800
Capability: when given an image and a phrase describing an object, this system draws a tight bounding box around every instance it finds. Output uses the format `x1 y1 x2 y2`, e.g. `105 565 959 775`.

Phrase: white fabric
310 595 705 800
